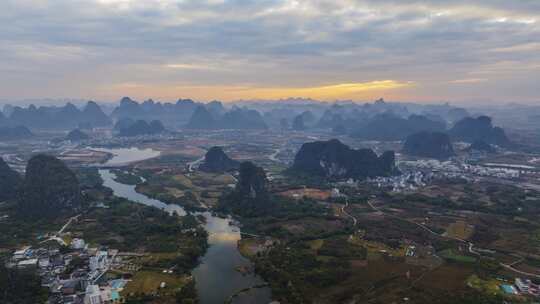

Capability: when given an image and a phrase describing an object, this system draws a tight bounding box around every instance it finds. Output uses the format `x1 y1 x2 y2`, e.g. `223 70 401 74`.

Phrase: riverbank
99 167 272 304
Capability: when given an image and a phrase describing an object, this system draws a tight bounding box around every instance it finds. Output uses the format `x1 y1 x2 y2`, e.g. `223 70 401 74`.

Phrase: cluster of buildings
500 278 540 298
369 171 431 192
7 239 128 304
367 159 527 193
400 159 523 180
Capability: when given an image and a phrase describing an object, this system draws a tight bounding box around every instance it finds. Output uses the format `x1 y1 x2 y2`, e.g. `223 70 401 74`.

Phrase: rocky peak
19 154 81 218
403 132 455 159
0 157 21 202
291 139 398 179
236 161 268 199
199 147 239 173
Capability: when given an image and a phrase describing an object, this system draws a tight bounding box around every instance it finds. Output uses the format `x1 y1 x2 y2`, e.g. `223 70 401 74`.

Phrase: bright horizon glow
96 80 414 102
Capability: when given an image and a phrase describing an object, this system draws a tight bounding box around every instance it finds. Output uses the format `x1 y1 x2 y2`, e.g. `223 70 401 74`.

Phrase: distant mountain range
185 106 267 130
1 101 111 130
352 113 447 141
0 98 514 152
112 97 203 128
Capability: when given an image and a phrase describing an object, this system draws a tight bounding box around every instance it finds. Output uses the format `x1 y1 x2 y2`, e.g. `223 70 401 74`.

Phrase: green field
122 270 188 295
439 249 477 263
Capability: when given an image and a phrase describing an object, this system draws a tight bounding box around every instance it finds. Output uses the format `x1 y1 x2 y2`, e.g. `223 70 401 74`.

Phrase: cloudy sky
1 0 539 104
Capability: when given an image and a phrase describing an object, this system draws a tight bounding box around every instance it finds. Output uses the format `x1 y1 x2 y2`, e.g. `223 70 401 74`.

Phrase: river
90 147 161 166
96 147 272 304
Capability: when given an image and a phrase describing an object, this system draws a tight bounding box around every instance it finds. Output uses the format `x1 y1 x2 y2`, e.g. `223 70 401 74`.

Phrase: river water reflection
90 147 161 166
96 147 271 304
100 169 186 216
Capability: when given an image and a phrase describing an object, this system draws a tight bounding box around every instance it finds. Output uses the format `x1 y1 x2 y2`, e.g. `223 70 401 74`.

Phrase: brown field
511 262 540 276
314 258 424 303
446 220 475 240
491 229 540 255
174 146 206 157
172 174 195 188
350 237 406 258
278 188 331 200
165 187 185 198
275 217 345 236
416 264 473 291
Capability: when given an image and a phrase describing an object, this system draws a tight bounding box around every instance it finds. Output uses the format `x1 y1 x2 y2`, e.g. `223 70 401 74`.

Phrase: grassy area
466 275 503 296
122 270 188 296
172 174 194 188
111 169 143 185
446 220 474 240
308 239 324 251
137 171 236 210
238 238 264 258
439 249 477 263
349 236 405 258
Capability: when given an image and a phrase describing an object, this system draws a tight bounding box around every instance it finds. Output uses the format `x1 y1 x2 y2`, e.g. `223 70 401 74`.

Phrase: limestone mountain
199 147 239 173
0 158 22 202
220 108 268 130
8 105 47 128
114 118 135 131
111 97 202 128
111 97 145 118
55 102 82 127
7 102 110 129
449 116 510 147
236 161 269 199
18 154 81 218
81 101 112 127
291 139 398 179
186 105 218 129
206 100 226 117
186 106 267 130
292 114 306 131
117 119 166 137
218 161 271 217
403 132 455 159
0 126 33 141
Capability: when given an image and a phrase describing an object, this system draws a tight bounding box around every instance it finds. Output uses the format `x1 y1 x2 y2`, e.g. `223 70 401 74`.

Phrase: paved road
40 214 81 245
341 198 358 226
58 214 81 234
268 148 281 162
367 200 464 241
188 155 205 172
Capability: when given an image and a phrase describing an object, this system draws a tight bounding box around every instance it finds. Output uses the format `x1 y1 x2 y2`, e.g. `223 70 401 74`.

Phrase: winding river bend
96 147 271 304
